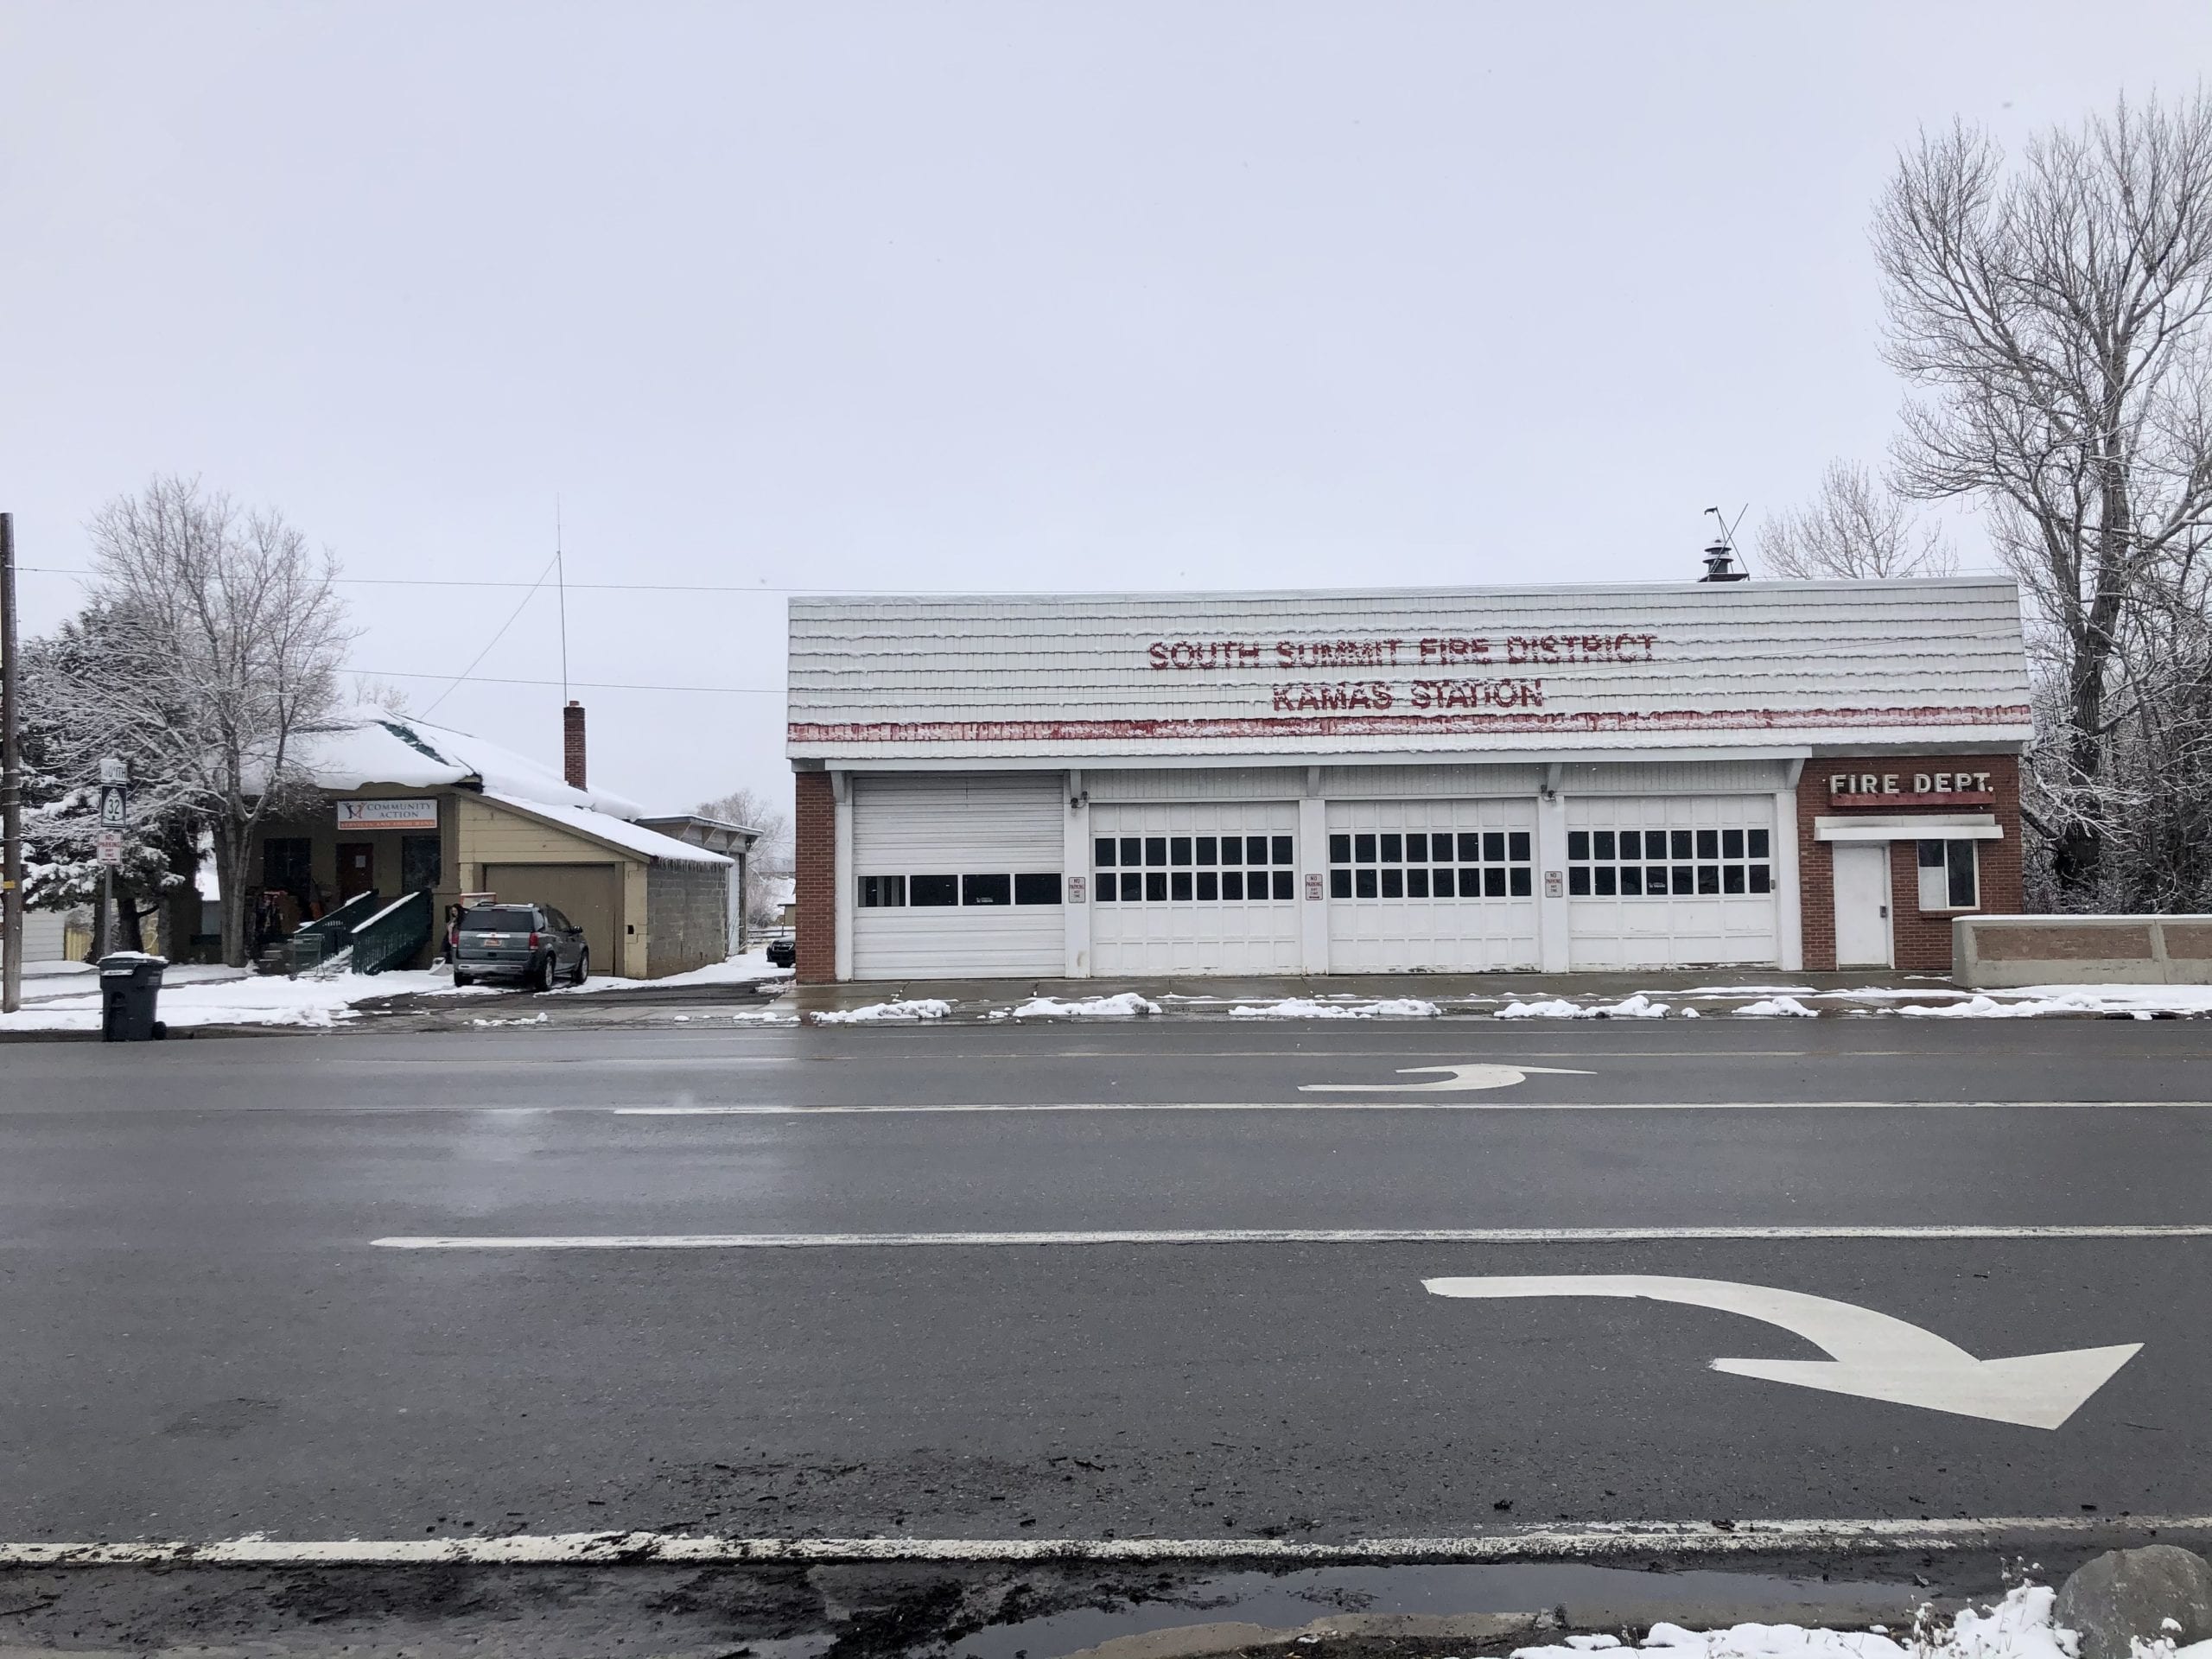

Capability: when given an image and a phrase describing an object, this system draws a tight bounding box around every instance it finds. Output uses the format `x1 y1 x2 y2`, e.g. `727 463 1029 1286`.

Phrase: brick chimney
563 701 587 790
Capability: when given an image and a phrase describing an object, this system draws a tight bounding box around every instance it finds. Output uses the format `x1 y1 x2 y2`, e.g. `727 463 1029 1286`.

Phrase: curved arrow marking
1422 1274 2141 1429
1301 1063 1591 1093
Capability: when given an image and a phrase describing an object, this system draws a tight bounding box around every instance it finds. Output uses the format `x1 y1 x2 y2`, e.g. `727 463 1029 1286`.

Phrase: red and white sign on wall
1827 771 1994 807
335 798 439 831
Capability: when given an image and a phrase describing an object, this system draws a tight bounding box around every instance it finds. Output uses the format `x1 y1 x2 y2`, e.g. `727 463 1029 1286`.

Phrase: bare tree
1756 461 1958 579
1873 93 2212 898
47 477 353 965
697 784 792 926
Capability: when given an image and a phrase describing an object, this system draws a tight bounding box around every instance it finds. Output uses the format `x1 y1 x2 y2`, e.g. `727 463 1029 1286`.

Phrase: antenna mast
556 499 569 704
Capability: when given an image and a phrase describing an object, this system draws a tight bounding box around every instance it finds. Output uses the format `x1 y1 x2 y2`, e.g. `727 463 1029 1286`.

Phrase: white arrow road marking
1300 1063 1592 1093
1422 1273 2142 1429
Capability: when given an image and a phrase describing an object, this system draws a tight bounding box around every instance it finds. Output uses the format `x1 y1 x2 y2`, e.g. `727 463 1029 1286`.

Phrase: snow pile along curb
811 999 953 1025
1229 997 1442 1019
1732 995 1820 1017
1498 994 1670 1020
1000 993 1163 1020
1510 1585 2133 1659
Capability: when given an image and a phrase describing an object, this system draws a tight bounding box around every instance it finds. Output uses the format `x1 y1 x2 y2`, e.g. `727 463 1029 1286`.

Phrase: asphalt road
3 1019 2209 1553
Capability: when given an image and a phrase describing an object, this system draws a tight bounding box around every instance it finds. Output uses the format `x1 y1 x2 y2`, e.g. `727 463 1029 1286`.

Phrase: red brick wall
563 702 588 789
794 769 836 984
1796 754 2023 972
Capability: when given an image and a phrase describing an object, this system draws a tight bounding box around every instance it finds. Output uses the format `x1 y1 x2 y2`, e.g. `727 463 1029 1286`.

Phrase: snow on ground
550 946 793 995
1498 994 1670 1019
1732 995 1820 1017
0 968 492 1033
1677 986 1821 996
1511 1585 2107 1659
811 998 951 1024
1000 993 1162 1020
1817 986 1974 1000
1228 996 1441 1019
729 1007 799 1025
1899 984 2212 1018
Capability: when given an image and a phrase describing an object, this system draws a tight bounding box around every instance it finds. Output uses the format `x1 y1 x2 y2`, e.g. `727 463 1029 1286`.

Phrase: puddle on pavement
953 1562 1929 1659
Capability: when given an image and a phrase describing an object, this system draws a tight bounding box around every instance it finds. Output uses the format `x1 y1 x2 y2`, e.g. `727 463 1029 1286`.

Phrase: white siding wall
850 773 1065 979
1319 764 1545 798
2 908 68 967
1089 767 1304 801
1559 760 1796 795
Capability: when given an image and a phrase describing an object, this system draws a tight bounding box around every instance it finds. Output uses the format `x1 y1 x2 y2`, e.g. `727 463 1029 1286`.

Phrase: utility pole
3 511 23 1014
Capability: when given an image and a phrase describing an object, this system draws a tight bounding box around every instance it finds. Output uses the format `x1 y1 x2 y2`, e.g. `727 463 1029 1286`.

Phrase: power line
20 566 950 596
419 552 562 717
360 668 782 695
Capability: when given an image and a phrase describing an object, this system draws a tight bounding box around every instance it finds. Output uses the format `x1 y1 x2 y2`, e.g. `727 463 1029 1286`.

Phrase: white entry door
1832 842 1893 969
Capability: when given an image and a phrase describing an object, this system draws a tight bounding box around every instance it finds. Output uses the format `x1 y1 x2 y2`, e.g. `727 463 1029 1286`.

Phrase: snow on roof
787 578 2036 761
482 792 733 867
302 710 645 818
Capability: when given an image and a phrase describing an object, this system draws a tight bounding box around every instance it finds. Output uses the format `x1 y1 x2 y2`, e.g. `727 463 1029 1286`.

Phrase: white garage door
851 773 1065 978
1090 801 1301 976
1566 796 1778 969
1325 799 1541 972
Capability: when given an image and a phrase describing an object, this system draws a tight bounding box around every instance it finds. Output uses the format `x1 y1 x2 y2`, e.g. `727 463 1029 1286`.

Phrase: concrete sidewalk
785 968 1969 1020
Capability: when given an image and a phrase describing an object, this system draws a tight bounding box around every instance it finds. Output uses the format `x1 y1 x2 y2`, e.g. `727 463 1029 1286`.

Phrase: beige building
247 708 742 977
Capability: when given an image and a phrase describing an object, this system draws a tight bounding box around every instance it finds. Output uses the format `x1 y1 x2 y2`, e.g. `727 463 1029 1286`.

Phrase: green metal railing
292 890 383 959
348 889 433 976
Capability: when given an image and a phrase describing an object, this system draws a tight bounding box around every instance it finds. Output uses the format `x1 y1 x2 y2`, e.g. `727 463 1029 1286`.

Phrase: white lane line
607 1100 2212 1114
14 1516 2211 1567
371 1224 2212 1249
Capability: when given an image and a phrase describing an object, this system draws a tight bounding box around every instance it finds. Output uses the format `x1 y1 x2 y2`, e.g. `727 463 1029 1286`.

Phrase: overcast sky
3 3 2207 817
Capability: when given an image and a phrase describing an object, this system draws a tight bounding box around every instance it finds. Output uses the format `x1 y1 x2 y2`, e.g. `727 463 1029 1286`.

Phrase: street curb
13 1516 2212 1567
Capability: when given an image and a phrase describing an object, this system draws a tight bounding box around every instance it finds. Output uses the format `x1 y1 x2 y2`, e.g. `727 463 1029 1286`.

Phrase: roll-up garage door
1325 799 1540 971
1564 796 1778 968
851 773 1065 978
1089 801 1301 976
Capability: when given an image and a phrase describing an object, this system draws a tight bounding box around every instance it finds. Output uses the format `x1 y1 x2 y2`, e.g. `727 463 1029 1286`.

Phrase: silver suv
451 904 588 991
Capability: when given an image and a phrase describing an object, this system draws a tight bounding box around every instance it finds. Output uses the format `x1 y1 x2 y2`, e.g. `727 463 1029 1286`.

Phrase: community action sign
335 798 439 831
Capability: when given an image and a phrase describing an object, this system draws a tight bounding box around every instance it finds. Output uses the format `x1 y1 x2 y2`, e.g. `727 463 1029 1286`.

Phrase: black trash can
97 953 168 1042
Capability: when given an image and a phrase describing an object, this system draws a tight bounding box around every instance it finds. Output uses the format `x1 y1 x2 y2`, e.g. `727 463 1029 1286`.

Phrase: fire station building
786 579 2032 984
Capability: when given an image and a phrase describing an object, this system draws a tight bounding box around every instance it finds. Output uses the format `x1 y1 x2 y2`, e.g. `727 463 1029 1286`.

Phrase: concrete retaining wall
1954 914 2212 988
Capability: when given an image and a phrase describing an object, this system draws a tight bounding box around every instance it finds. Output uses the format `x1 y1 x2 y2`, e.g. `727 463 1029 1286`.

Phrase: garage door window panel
1332 819 1532 899
1090 825 1296 905
910 875 958 906
1567 824 1770 897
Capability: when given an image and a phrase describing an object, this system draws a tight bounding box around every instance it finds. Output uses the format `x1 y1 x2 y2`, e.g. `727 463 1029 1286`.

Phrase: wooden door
338 842 376 902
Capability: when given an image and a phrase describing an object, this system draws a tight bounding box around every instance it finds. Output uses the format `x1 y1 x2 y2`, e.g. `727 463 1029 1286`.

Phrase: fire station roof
786 578 2035 764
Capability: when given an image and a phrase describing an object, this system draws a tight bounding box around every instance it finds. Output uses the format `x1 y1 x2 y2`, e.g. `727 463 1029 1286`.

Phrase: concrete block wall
1796 754 2023 973
1956 914 2212 987
794 769 836 984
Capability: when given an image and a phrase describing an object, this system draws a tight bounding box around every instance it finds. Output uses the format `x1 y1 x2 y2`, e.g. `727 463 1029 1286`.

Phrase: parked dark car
766 934 796 969
452 903 589 990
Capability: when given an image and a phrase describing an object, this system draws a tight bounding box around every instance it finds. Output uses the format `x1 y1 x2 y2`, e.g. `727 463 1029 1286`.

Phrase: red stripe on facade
788 704 2035 747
